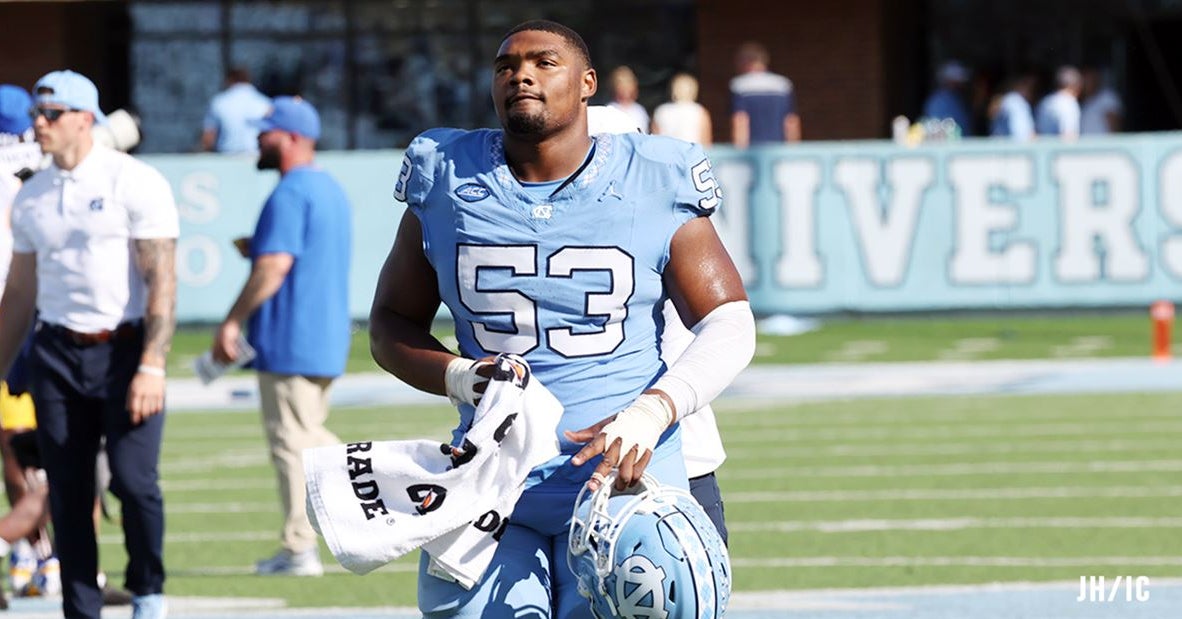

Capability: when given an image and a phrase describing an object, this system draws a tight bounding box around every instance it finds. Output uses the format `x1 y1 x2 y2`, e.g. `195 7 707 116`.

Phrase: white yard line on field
722 421 1182 443
734 556 1182 568
730 516 1182 533
162 478 275 491
727 459 1182 479
723 485 1182 502
725 438 1182 459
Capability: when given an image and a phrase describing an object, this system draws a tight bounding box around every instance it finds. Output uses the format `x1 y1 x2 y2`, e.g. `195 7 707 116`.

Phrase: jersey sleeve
125 162 180 239
252 181 306 258
393 128 462 210
674 141 721 220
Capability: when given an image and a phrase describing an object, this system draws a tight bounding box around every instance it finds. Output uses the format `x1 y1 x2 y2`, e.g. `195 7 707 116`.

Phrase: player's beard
505 108 547 137
257 145 280 170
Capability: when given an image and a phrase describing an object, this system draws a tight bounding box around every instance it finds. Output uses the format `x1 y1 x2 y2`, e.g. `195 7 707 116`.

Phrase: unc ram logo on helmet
568 474 731 619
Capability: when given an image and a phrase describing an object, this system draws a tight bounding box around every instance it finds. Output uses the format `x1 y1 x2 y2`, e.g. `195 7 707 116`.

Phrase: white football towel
303 354 561 587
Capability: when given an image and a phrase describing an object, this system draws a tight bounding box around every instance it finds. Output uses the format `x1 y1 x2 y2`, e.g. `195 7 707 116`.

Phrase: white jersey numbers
456 244 634 358
691 158 721 211
393 157 413 202
547 247 634 357
457 245 539 355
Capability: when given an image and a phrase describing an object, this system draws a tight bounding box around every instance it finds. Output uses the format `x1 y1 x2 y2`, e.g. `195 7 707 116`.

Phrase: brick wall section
0 2 129 112
0 4 70 91
698 0 918 142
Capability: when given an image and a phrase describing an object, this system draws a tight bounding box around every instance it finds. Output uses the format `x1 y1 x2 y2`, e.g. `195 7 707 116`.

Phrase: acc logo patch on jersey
455 182 490 202
88 198 104 212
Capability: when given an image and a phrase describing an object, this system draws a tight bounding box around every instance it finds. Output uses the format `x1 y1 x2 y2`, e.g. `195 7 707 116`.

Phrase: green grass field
165 311 1175 377
90 389 1182 608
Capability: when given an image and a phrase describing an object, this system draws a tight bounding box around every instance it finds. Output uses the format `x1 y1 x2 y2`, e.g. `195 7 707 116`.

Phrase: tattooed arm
127 237 177 423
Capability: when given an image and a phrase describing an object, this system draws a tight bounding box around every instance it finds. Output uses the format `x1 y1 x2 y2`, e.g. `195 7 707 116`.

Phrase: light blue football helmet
567 473 731 619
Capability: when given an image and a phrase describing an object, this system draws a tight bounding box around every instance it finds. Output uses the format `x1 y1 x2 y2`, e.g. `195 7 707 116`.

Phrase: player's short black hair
502 20 592 69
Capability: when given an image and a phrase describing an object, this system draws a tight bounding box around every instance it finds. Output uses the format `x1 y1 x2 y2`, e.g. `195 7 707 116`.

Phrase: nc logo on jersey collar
88 198 104 212
455 183 490 202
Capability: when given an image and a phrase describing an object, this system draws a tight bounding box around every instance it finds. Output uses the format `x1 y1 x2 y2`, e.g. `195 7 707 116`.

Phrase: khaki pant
258 372 340 553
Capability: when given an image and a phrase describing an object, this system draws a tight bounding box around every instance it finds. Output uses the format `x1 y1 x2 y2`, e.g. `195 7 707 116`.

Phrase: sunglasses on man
28 107 82 122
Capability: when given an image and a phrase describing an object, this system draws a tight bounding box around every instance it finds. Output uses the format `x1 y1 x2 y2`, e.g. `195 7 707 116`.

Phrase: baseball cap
0 84 33 135
33 70 108 125
251 96 320 140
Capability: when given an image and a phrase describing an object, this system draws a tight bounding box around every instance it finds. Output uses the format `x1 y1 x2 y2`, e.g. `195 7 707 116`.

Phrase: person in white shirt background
606 65 651 134
1035 65 1082 139
200 66 272 154
587 102 731 543
990 72 1037 142
652 72 713 146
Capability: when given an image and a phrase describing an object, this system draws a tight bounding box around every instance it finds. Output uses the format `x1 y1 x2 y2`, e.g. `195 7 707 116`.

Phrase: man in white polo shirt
0 69 177 619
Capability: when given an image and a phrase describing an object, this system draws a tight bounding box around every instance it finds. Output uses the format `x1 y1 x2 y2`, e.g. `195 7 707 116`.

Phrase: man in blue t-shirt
209 97 352 577
730 41 801 146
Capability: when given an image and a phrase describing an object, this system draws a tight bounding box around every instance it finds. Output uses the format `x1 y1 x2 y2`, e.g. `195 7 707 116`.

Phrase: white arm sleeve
652 300 756 420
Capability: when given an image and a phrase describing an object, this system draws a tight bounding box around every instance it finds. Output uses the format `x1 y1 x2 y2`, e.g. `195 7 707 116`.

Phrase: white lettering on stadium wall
716 148 1176 299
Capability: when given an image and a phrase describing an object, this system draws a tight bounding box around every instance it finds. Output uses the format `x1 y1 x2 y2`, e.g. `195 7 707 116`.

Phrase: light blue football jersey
395 128 721 487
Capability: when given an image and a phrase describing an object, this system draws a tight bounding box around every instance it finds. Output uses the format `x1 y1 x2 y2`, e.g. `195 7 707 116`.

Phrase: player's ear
581 68 597 102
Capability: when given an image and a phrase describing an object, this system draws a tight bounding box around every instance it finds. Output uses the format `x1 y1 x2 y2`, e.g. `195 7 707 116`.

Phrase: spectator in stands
652 73 712 146
1080 66 1123 135
730 41 800 146
990 73 1037 141
923 61 973 137
200 67 272 154
607 66 650 133
1035 65 1082 139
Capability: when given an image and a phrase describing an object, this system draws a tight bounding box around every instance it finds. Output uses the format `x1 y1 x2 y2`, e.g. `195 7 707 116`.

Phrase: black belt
43 321 140 347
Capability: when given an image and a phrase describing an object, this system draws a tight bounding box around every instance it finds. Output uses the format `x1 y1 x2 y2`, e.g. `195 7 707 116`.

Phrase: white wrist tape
652 300 756 421
444 357 489 407
600 393 674 458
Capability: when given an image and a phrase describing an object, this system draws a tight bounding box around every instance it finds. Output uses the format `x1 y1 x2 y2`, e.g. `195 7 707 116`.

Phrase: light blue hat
250 96 320 140
33 70 107 125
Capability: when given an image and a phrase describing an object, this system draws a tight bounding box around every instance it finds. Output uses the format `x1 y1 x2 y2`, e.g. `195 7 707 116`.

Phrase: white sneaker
26 557 60 597
254 548 323 576
8 541 36 595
